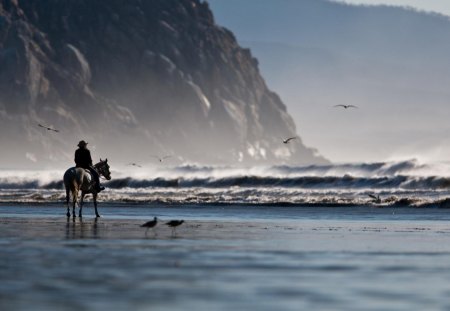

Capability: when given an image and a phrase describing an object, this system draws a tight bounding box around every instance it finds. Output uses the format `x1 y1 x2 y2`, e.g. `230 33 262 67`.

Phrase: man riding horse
64 143 111 218
75 140 105 192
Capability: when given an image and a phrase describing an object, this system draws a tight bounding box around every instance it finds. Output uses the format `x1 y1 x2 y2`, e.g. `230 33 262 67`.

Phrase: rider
74 140 105 192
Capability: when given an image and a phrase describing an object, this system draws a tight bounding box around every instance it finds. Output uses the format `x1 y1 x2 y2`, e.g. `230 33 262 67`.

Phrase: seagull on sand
334 105 358 109
38 123 59 132
128 163 142 168
166 220 184 236
141 217 158 235
151 155 172 162
282 137 298 144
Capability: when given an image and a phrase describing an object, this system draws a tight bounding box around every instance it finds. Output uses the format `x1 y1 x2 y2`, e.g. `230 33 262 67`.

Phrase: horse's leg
79 192 85 218
72 188 78 218
93 192 100 218
66 188 71 217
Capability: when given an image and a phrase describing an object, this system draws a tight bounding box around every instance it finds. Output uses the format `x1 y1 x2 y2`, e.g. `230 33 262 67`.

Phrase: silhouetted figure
166 220 184 236
283 137 298 144
141 217 158 235
75 140 104 192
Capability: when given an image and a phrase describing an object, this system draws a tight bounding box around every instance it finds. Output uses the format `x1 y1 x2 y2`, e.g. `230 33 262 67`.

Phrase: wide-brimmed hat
77 140 88 147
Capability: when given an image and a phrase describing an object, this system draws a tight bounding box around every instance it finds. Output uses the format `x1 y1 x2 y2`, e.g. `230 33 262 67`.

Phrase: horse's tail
64 168 81 203
64 168 75 190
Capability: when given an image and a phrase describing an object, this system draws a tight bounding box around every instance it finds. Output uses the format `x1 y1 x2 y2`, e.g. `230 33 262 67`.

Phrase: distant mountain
208 0 450 162
0 0 328 168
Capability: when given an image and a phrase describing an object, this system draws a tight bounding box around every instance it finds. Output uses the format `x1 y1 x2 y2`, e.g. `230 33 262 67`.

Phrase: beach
2 204 450 310
2 0 450 309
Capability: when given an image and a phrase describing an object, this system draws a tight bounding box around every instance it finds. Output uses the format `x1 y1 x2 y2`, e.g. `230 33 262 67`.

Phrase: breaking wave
0 160 449 206
101 175 450 190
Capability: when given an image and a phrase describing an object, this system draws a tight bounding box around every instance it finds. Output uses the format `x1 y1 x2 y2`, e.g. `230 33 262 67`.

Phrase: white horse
63 159 111 218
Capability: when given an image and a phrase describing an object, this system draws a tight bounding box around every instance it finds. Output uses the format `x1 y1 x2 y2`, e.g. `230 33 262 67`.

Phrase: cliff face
0 0 327 167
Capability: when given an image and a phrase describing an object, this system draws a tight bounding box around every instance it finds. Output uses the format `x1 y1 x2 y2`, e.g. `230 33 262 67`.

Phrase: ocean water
1 160 450 310
0 159 450 207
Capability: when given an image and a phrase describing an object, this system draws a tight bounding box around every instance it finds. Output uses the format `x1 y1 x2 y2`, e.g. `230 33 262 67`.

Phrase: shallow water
1 205 450 310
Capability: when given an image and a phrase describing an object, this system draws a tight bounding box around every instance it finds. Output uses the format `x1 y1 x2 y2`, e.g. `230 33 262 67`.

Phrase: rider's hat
77 140 88 147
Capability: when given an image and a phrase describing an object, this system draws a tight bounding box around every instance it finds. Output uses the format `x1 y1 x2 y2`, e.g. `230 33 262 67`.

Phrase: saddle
72 165 103 192
83 169 93 183
78 168 97 189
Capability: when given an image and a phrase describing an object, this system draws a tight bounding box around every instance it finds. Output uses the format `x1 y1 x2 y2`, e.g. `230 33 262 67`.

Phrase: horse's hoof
66 213 70 217
96 214 101 218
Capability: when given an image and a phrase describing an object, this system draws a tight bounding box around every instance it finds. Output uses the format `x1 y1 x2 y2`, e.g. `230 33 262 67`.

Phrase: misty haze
0 0 326 169
210 0 450 162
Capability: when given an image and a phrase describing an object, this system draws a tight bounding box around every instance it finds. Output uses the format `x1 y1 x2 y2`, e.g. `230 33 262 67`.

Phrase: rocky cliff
0 0 327 167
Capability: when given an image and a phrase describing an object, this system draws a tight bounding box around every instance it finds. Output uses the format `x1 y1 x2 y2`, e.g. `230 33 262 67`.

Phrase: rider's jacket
75 148 93 169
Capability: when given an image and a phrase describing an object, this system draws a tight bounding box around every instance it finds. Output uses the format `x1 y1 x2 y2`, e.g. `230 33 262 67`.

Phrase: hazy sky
333 0 450 16
208 0 450 164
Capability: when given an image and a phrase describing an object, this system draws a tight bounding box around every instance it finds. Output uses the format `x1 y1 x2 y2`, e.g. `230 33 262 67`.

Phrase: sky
335 0 450 164
208 0 450 164
333 0 450 16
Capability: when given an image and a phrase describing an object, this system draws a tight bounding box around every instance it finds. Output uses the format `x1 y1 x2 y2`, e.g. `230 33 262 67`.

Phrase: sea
1 159 450 310
0 159 449 207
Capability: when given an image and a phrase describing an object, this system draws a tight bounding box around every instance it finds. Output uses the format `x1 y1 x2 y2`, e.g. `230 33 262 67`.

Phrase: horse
63 159 111 218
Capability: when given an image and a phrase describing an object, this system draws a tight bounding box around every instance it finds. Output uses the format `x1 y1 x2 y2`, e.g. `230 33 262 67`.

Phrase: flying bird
334 105 358 109
166 220 184 236
141 217 158 235
283 137 298 144
368 194 381 203
151 155 172 162
38 123 59 132
128 163 142 168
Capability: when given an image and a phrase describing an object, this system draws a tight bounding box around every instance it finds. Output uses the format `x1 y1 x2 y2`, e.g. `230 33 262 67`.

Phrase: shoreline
1 194 450 208
3 203 450 223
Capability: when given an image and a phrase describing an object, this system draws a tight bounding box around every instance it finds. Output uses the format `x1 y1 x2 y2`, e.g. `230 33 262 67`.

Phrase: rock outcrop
0 0 328 167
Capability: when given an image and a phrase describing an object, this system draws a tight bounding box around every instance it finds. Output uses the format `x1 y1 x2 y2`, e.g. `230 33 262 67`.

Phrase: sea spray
0 160 449 206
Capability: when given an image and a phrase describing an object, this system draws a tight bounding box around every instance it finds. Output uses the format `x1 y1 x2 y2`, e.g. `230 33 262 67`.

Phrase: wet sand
2 206 450 310
2 216 450 251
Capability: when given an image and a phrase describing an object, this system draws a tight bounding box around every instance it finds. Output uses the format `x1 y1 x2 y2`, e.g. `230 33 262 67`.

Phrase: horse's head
96 158 112 180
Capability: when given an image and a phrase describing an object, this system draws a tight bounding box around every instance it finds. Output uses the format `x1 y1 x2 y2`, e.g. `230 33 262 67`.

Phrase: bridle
94 160 111 180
